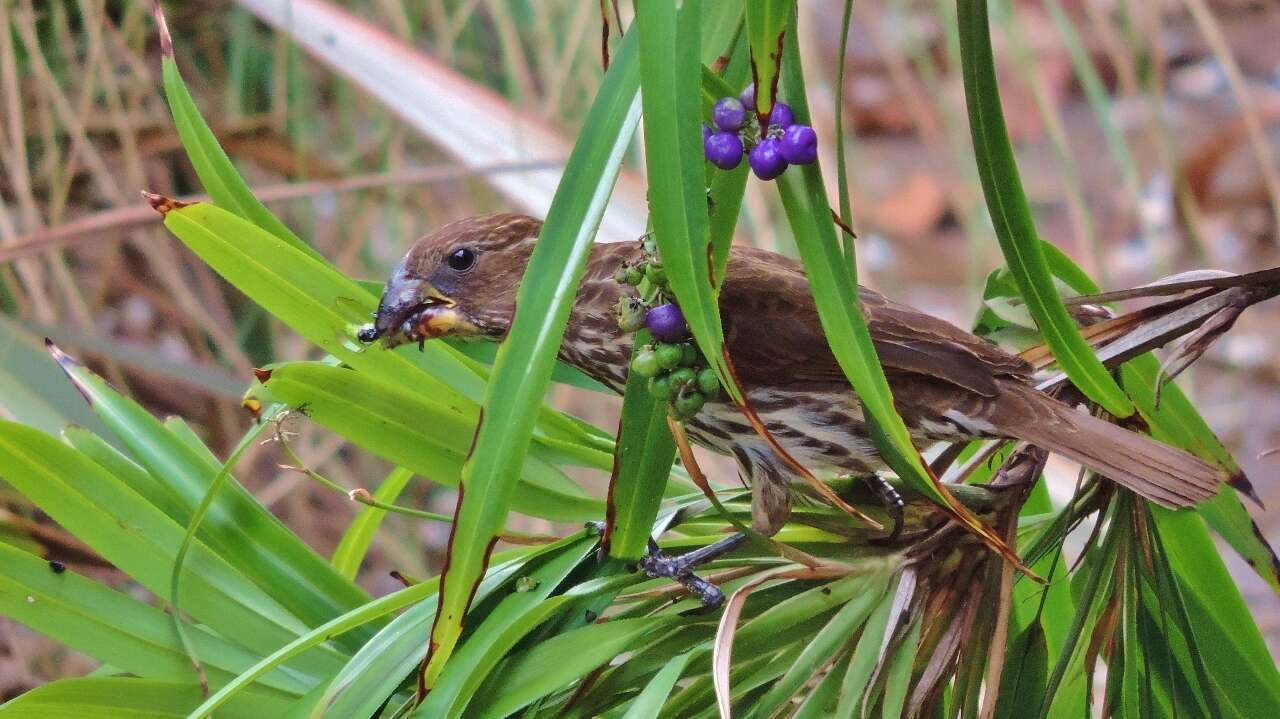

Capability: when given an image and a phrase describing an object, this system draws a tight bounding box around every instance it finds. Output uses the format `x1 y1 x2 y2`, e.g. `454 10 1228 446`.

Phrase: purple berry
768 101 794 130
740 84 756 111
704 131 744 170
712 97 746 132
779 124 817 165
646 303 688 342
748 138 788 180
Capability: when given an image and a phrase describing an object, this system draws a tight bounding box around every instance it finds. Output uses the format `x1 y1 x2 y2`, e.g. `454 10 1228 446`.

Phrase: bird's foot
638 534 748 610
863 475 905 545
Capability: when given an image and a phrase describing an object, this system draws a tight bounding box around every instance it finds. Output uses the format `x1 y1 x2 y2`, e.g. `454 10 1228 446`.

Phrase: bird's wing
719 246 1031 397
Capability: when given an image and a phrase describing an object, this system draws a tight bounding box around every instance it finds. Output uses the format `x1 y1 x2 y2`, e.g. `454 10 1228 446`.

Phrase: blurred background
1 0 1278 695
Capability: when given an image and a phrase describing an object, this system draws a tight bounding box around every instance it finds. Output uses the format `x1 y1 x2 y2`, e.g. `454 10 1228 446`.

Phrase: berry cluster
703 84 818 181
612 239 722 421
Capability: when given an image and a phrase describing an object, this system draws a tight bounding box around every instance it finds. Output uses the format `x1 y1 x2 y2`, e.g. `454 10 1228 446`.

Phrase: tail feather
998 383 1222 508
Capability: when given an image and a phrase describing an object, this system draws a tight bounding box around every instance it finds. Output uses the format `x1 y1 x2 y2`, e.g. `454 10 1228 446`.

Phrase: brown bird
363 213 1220 558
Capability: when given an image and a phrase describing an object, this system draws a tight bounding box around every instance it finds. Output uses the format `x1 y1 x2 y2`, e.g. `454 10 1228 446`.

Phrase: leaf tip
141 190 189 216
1228 469 1265 509
46 340 95 407
152 1 174 59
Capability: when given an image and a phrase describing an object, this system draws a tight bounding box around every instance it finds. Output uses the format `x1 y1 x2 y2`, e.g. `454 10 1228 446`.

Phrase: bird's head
360 213 543 348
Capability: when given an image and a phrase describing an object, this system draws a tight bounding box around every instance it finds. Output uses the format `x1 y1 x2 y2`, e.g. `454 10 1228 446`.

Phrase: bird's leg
638 534 749 608
862 474 905 544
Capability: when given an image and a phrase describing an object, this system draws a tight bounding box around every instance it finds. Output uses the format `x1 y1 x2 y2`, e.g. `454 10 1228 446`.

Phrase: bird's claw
864 475 905 545
638 549 726 610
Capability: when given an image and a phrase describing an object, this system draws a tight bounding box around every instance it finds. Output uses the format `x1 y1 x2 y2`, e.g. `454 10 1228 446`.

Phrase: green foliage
2 3 1278 718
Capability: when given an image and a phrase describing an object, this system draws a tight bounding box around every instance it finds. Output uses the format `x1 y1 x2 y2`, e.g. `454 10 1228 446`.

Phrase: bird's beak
362 276 471 346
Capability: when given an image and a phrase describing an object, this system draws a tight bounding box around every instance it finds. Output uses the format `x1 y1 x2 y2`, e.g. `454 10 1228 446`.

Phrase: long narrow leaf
0 422 343 677
412 537 596 717
0 543 310 696
605 340 678 560
48 346 374 646
153 3 317 260
0 677 290 719
256 362 602 522
956 0 1133 417
773 10 1019 562
420 30 643 688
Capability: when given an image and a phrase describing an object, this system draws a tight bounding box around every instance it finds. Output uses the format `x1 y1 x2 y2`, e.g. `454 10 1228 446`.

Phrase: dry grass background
1 0 1278 696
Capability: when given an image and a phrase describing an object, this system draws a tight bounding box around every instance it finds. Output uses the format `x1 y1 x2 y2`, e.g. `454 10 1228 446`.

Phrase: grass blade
956 0 1133 417
153 2 319 260
0 422 343 677
419 29 642 688
744 0 791 118
635 0 743 404
47 345 374 647
412 537 596 717
471 617 675 719
773 10 1020 563
619 652 696 719
0 543 310 697
605 334 678 560
0 677 290 719
256 362 602 522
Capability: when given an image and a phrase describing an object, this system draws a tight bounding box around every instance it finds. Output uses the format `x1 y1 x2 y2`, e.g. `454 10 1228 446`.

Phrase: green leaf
636 0 741 404
420 29 642 687
316 540 570 719
773 14 1015 559
837 576 900 717
605 331 678 561
0 543 310 697
186 576 455 719
0 317 107 439
330 467 414 579
956 0 1133 417
413 536 596 717
0 678 291 719
750 570 891 717
160 49 317 260
470 617 675 719
619 652 695 719
743 0 791 117
0 422 343 677
156 200 603 459
879 616 922 719
1120 354 1280 594
61 427 188 524
48 350 374 648
257 362 602 522
994 621 1048 719
1151 507 1280 715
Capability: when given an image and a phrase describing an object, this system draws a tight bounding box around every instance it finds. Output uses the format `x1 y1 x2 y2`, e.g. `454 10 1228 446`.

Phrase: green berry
631 348 660 378
613 267 630 285
674 390 705 418
614 297 647 333
625 265 645 285
645 263 667 286
669 367 696 389
680 342 699 367
655 343 682 369
642 237 658 255
648 375 675 401
697 367 721 396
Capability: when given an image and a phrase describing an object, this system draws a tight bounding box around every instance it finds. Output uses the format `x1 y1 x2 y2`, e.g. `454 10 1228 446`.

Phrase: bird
360 212 1221 568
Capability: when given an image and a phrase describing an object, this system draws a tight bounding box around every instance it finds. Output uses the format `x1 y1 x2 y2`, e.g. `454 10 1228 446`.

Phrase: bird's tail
997 382 1221 507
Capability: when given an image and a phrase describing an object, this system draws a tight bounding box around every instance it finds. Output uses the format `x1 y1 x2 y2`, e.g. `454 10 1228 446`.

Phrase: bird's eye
447 247 476 272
